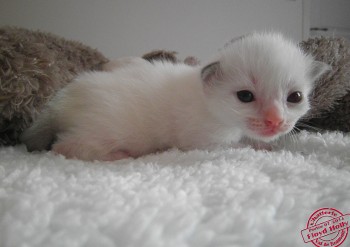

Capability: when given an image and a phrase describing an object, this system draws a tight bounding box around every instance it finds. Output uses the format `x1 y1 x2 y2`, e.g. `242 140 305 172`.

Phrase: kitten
20 32 329 161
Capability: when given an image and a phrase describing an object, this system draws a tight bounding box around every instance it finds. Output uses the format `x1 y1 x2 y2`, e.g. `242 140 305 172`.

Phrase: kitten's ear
310 61 331 81
201 61 223 85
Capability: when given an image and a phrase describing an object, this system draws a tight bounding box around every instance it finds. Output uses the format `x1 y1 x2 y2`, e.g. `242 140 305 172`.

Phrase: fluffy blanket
0 131 349 247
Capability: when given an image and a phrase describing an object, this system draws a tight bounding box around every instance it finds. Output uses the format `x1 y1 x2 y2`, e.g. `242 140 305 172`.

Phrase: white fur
21 32 328 161
208 32 324 142
50 61 241 160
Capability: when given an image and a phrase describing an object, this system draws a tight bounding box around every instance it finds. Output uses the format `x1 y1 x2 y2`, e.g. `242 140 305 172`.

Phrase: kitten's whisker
291 129 298 143
299 111 326 120
293 126 302 132
285 129 299 150
296 121 322 132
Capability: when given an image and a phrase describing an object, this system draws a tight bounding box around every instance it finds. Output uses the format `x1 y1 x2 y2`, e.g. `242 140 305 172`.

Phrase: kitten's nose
265 119 283 128
264 108 283 128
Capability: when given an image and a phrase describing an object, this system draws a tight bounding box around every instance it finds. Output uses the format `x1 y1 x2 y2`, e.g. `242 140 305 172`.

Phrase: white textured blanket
0 131 349 247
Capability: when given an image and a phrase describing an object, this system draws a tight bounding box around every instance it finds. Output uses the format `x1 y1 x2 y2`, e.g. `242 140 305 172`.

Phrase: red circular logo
301 208 350 247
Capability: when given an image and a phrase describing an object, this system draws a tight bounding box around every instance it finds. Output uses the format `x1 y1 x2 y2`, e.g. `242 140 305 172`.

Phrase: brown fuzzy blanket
0 27 108 145
0 26 349 146
299 37 350 132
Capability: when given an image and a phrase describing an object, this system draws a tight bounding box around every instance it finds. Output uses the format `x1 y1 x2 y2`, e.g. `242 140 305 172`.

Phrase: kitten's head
201 32 329 142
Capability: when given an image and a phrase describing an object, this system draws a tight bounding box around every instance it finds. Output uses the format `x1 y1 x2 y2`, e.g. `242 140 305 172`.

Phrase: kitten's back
21 61 200 152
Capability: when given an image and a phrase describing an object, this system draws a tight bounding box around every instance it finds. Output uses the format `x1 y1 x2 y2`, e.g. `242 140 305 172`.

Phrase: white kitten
21 32 329 161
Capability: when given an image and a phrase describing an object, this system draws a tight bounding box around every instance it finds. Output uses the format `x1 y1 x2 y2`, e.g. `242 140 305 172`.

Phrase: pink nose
264 108 283 128
264 119 283 128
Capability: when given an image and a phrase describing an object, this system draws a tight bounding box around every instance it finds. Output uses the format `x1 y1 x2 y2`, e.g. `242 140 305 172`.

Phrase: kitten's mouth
246 118 290 140
259 128 280 137
257 125 291 138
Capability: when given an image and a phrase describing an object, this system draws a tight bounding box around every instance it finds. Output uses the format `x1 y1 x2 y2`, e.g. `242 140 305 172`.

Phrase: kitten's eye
287 91 303 103
237 90 255 103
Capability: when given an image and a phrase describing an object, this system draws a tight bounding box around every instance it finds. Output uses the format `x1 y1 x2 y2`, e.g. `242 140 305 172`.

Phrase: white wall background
0 0 305 61
309 0 350 40
310 0 350 29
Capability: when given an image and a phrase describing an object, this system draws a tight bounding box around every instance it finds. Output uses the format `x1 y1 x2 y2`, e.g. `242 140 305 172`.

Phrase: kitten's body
21 32 328 161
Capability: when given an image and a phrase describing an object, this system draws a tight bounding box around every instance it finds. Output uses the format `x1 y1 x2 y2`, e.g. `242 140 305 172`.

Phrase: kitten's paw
51 140 79 159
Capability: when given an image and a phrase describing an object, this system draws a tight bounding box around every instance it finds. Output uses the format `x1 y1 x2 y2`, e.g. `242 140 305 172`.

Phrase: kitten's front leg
52 134 134 161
